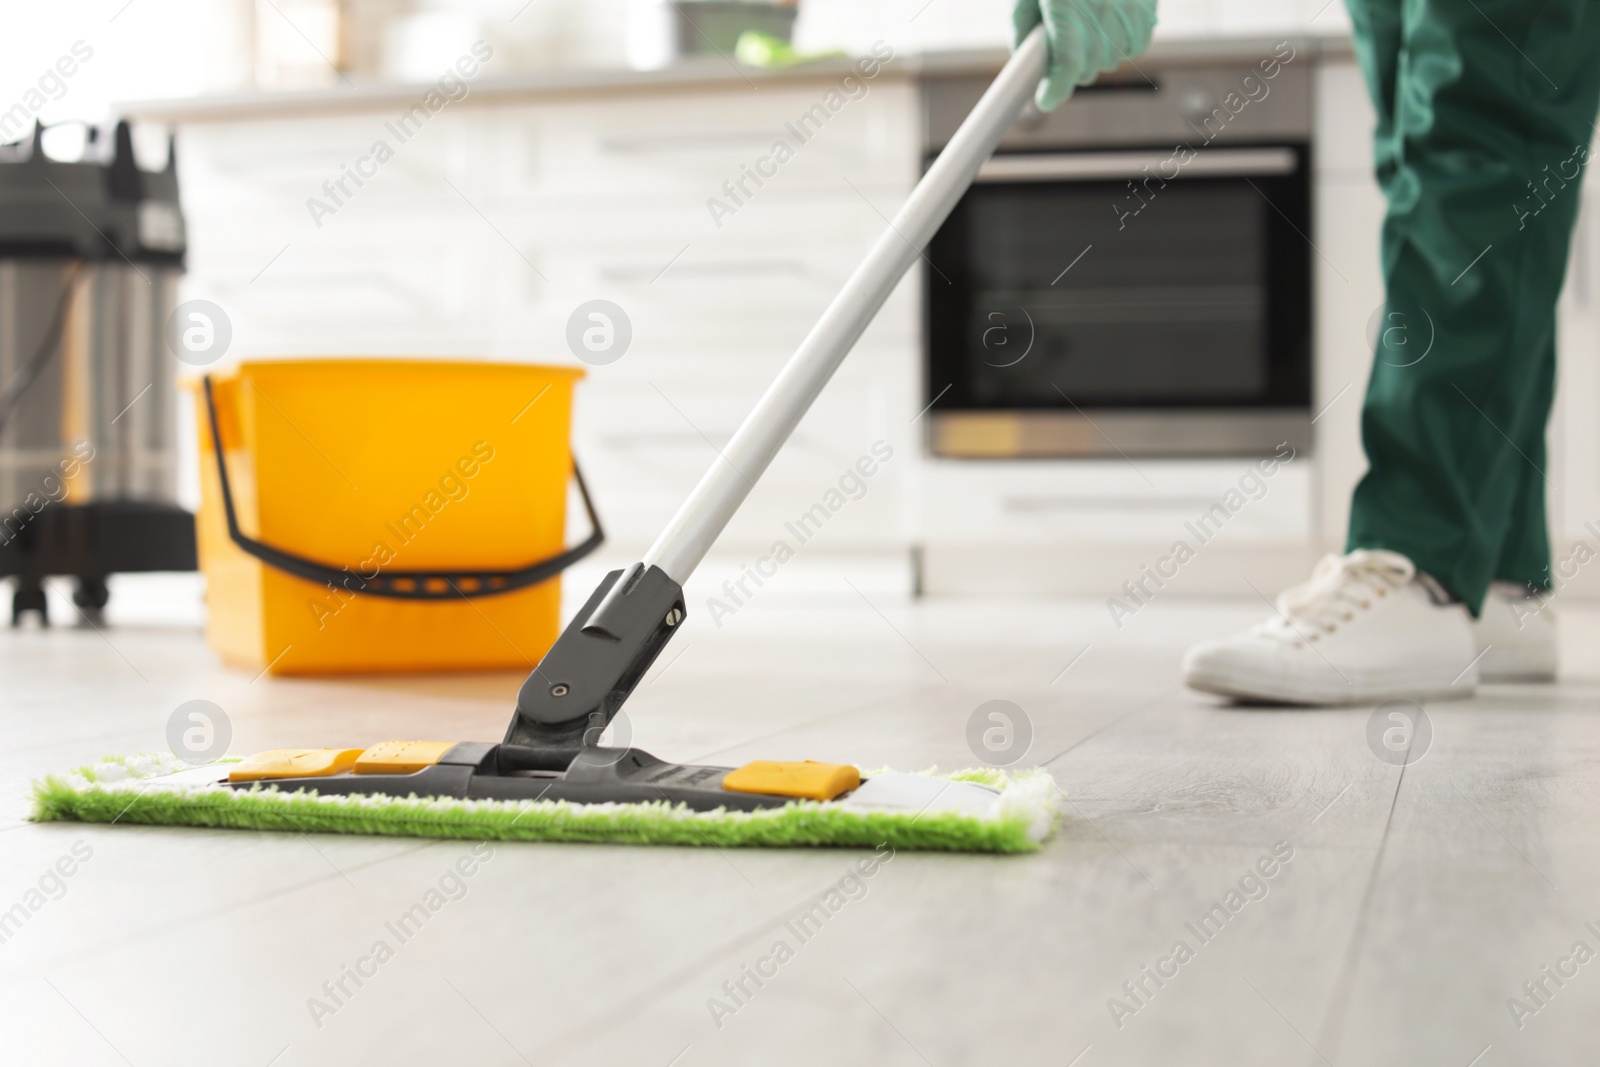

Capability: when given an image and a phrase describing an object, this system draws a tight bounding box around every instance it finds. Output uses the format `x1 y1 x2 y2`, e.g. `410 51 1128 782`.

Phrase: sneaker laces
1254 550 1415 644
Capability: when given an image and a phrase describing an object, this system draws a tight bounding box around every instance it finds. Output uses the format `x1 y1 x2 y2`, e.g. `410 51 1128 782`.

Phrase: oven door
924 145 1312 458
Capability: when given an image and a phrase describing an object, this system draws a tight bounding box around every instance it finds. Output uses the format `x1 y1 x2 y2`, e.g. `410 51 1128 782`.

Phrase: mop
32 29 1060 852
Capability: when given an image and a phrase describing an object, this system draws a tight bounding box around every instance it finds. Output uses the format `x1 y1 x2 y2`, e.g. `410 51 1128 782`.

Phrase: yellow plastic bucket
188 359 597 675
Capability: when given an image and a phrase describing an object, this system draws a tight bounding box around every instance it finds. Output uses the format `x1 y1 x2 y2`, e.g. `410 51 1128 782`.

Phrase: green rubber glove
1012 0 1158 112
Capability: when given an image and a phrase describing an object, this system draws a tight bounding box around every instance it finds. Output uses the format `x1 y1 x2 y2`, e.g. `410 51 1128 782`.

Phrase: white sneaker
1182 550 1479 705
1472 581 1558 682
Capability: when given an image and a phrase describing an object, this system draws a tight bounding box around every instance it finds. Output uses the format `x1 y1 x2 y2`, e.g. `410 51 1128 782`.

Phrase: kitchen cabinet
156 75 921 569
139 39 1600 600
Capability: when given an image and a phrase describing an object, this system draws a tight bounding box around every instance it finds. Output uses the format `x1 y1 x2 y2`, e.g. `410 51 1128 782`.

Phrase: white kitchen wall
0 1 214 126
0 0 1356 129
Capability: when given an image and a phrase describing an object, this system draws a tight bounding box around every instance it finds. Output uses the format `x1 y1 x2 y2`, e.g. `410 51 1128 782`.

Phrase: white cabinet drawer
170 78 920 554
572 357 908 552
461 184 921 257
184 212 502 354
489 82 918 198
465 188 922 355
178 111 501 210
917 459 1311 545
491 250 919 356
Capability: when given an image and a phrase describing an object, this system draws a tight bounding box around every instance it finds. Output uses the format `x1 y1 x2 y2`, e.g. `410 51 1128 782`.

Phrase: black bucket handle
201 375 603 600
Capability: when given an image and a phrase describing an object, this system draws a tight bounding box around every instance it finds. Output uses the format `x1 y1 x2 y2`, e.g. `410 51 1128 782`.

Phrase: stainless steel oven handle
975 147 1297 183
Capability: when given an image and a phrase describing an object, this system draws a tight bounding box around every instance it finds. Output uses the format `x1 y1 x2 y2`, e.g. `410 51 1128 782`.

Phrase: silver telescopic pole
642 27 1050 584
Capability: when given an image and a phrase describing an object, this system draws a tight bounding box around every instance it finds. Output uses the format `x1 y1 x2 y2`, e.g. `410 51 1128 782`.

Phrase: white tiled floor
3 573 1599 1066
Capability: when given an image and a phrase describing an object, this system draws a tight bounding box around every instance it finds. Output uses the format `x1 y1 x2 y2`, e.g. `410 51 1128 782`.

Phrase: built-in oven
921 49 1314 458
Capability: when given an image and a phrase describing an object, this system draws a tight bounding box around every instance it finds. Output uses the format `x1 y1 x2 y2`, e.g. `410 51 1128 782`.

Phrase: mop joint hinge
505 562 685 749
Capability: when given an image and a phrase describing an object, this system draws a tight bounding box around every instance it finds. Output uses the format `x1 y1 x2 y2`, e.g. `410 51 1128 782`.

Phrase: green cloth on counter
733 31 842 69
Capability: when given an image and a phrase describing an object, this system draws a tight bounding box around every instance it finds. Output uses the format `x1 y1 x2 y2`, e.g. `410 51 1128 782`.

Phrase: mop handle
641 26 1050 584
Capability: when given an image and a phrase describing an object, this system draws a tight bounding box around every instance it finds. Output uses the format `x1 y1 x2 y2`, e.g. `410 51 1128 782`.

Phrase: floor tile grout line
1448 780 1559 890
445 975 537 1065
11 840 441 978
845 977 937 1065
1065 794 1162 891
1307 760 1411 1062
1040 684 1181 771
6 693 505 760
679 645 1031 766
680 683 952 765
42 975 136 1066
1243 975 1336 1067
524 873 893 1064
1022 833 1401 852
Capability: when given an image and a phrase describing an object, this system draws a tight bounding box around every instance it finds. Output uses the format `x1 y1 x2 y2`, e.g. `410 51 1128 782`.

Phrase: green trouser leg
1342 0 1600 613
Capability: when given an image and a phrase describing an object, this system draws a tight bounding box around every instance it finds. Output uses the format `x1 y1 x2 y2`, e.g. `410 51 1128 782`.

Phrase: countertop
118 34 1353 124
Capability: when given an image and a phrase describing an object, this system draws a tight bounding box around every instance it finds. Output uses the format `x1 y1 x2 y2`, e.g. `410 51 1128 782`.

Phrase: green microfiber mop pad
31 754 1060 853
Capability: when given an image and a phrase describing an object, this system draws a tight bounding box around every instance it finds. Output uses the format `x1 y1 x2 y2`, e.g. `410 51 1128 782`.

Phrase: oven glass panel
926 154 1310 411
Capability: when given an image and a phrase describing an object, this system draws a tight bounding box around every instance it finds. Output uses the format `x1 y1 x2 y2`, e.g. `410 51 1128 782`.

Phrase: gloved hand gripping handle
508 28 1050 747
